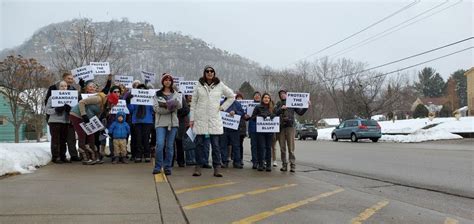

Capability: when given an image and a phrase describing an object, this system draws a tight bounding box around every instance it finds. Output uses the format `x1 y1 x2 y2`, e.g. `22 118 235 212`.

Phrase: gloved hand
82 115 90 123
125 94 134 104
55 106 65 114
79 78 85 89
64 104 71 113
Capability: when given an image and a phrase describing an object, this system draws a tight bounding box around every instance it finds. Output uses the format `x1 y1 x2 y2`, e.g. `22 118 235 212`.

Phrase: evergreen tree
450 69 467 107
438 104 452 117
413 104 429 118
238 81 255 99
414 67 446 97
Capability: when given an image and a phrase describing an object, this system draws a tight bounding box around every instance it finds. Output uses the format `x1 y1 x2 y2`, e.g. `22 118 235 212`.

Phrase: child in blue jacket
108 111 131 164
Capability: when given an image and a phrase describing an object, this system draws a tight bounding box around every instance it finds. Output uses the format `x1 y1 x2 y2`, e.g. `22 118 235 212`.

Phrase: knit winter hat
161 73 174 86
109 85 121 94
278 89 287 99
202 65 215 77
107 93 119 106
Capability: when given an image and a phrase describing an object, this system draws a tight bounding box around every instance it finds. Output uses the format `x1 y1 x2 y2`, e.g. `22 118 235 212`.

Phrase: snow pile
0 142 51 176
315 117 472 143
380 129 463 143
379 117 474 134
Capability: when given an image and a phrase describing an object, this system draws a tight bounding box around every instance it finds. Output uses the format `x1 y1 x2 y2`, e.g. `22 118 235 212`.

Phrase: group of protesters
44 65 308 177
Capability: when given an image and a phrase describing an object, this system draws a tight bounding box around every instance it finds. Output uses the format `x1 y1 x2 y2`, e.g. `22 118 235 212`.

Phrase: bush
413 104 429 118
438 104 452 117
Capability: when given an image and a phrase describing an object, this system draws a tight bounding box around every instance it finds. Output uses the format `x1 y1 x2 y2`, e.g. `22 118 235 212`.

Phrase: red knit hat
161 73 174 86
107 93 119 106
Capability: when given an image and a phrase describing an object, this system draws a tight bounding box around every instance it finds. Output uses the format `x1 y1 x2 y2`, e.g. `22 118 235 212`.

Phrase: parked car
296 123 318 140
331 119 381 142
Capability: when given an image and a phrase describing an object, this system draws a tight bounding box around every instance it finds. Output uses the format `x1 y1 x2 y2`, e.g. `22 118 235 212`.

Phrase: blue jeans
154 127 178 171
195 135 221 167
185 149 196 165
257 133 273 166
220 130 241 165
249 132 258 164
202 137 211 165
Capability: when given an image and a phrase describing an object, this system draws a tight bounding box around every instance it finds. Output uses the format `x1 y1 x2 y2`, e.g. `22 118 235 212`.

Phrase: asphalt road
1 139 473 223
290 138 474 198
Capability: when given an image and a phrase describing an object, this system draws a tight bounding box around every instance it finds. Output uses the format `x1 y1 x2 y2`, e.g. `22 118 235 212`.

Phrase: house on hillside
466 68 474 116
317 118 340 128
411 97 449 114
0 93 27 142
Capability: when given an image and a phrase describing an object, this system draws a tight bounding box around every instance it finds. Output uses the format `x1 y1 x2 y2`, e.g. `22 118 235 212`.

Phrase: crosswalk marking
232 188 344 224
175 182 238 194
351 200 389 224
183 184 297 210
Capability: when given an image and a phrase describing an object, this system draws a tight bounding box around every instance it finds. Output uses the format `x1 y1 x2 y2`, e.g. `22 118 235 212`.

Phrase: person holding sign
126 84 155 163
44 73 81 162
189 65 235 177
152 74 183 175
45 81 72 164
70 91 119 165
251 93 276 172
245 91 261 169
219 95 245 169
274 89 309 172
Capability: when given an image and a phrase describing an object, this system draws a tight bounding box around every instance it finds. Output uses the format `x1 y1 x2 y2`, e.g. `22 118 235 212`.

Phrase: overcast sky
1 0 472 79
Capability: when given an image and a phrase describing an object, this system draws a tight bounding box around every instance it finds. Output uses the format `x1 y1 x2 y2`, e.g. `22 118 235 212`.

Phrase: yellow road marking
351 200 389 224
183 184 297 210
444 217 459 224
232 188 344 224
154 172 168 183
175 182 238 194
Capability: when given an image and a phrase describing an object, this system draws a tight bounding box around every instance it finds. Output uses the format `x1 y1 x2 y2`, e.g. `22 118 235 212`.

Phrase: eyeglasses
205 70 214 73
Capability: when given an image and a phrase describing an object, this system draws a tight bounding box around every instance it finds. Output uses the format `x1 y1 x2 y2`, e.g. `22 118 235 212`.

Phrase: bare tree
50 18 127 82
0 56 53 142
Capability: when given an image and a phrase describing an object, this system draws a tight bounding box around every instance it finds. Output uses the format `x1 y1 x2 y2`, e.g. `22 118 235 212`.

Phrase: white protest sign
186 128 196 142
110 100 130 114
115 75 134 89
51 90 78 107
141 71 156 84
220 111 241 130
246 102 260 116
90 62 110 75
256 116 280 133
286 92 310 108
79 116 105 135
172 76 183 89
81 93 96 100
237 100 253 114
131 89 156 106
71 65 94 84
179 81 198 96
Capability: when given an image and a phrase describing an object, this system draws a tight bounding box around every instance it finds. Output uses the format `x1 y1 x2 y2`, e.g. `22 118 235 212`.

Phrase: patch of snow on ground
0 142 51 176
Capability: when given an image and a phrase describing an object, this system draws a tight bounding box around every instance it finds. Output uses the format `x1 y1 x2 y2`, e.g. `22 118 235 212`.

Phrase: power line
342 37 473 77
372 46 473 79
285 0 420 67
331 0 462 58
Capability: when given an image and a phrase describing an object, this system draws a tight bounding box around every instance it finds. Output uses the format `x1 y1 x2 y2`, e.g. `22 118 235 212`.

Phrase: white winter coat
190 80 235 135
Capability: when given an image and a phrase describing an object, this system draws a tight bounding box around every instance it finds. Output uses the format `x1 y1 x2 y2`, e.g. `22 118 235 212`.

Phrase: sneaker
164 169 172 175
280 166 288 172
202 164 212 169
273 161 277 167
135 158 142 163
152 169 161 174
95 159 104 164
144 157 151 163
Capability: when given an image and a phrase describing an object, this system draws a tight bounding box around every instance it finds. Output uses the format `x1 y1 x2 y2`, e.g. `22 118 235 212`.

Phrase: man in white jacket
189 65 235 177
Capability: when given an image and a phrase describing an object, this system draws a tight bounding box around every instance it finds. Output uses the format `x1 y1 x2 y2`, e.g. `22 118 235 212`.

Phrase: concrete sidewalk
0 162 186 224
